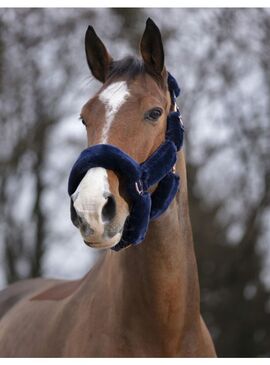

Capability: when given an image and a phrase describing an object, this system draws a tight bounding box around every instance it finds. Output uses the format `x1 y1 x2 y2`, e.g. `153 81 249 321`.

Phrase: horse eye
79 116 86 126
144 108 163 122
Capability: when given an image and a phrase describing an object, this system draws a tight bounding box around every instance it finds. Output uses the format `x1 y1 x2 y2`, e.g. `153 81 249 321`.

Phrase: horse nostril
102 195 116 223
81 221 94 236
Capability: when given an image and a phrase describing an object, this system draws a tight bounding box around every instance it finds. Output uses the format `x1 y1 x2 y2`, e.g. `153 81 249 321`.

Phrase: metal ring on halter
179 115 184 127
174 103 184 129
135 180 144 195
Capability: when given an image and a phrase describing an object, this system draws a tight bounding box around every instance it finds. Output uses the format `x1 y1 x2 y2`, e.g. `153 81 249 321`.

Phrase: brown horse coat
0 19 216 357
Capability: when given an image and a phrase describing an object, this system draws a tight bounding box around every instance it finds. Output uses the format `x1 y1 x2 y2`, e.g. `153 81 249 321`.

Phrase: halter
68 73 184 251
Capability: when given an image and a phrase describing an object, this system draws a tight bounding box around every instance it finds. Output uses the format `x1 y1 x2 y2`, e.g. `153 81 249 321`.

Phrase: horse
0 18 216 357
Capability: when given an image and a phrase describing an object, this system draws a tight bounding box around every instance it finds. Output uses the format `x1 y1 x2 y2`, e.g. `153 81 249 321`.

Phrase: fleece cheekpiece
68 73 184 251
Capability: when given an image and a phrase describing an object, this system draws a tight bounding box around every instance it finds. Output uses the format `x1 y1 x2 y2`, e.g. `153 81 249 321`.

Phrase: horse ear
85 26 113 83
140 18 165 76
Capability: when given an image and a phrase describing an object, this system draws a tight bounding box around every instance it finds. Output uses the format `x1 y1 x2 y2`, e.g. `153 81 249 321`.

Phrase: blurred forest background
0 8 270 357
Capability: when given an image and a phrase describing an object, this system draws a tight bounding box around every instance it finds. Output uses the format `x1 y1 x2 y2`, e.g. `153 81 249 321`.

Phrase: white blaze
72 82 129 238
99 81 130 143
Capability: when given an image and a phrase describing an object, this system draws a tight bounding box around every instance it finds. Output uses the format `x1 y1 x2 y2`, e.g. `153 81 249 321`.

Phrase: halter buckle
135 180 144 195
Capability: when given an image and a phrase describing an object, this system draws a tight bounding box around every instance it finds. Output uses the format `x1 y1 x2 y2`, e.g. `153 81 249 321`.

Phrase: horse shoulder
0 278 59 320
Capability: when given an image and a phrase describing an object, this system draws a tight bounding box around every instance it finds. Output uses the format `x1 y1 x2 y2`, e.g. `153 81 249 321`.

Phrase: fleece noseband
68 73 184 251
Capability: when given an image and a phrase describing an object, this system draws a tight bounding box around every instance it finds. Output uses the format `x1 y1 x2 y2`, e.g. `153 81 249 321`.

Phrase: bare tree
1 8 270 356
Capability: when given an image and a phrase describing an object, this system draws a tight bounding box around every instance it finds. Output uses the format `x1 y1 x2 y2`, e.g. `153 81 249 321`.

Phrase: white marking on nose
72 167 110 234
99 81 130 143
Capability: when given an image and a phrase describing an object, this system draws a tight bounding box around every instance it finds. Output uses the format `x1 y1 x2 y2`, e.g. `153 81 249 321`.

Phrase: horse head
71 19 175 250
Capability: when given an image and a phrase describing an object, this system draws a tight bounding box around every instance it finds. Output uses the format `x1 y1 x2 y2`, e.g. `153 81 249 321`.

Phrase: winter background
0 8 270 357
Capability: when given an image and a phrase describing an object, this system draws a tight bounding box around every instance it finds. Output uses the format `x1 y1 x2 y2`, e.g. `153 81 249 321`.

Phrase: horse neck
109 151 201 341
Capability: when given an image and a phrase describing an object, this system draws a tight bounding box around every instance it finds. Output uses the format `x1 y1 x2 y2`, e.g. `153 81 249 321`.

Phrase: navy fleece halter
68 73 184 251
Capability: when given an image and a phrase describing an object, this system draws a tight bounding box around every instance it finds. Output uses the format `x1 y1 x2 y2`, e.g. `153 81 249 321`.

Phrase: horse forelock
107 55 167 90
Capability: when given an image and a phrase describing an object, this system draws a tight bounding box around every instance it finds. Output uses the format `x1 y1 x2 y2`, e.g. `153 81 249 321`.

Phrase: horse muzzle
70 166 129 249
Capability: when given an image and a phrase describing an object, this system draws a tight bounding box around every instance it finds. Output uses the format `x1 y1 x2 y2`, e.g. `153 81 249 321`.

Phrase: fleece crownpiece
68 73 184 251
